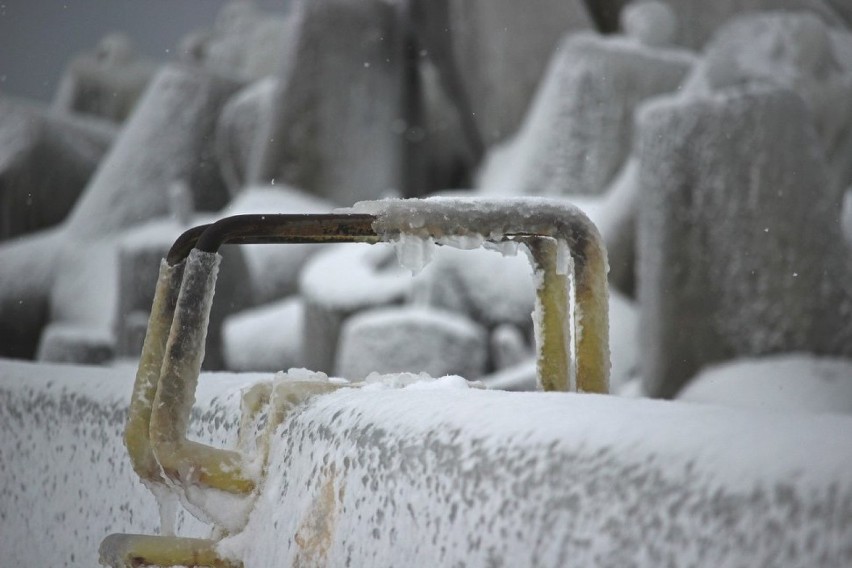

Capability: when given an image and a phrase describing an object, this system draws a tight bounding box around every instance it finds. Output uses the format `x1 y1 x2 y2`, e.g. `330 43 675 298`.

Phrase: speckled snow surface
0 360 266 566
224 385 852 567
3 360 851 567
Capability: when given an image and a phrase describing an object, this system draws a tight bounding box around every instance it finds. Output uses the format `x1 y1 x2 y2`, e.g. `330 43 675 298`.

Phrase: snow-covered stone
685 12 852 188
478 32 694 197
3 359 852 566
299 243 412 373
636 86 852 397
66 64 240 238
621 1 678 47
0 360 260 566
653 0 844 49
0 98 115 240
250 0 405 204
678 354 852 414
233 379 852 566
52 33 156 123
35 323 114 365
413 246 535 330
222 186 335 304
335 306 488 380
399 57 476 197
179 1 292 82
0 64 241 361
222 297 304 372
413 0 593 147
215 78 277 195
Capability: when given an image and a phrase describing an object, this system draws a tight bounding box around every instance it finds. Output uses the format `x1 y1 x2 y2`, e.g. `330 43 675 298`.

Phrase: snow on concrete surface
222 185 335 304
225 379 852 567
4 359 851 567
335 306 488 380
0 359 268 566
678 354 852 414
222 296 304 372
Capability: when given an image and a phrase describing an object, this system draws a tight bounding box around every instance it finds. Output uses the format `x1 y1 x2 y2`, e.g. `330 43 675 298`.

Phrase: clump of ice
360 371 480 391
275 368 330 384
392 233 437 275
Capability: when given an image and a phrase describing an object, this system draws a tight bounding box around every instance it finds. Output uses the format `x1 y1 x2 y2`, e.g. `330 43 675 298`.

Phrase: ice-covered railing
101 197 609 567
348 197 609 392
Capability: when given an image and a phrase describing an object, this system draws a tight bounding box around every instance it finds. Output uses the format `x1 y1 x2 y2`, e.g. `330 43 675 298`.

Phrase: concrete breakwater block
52 33 156 123
299 243 412 373
478 33 694 197
66 64 240 239
251 0 405 204
335 306 488 380
412 0 593 148
2 359 850 567
0 64 241 361
0 98 116 240
636 87 852 398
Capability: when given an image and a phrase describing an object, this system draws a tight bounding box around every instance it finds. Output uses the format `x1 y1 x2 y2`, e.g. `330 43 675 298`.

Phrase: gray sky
0 0 288 102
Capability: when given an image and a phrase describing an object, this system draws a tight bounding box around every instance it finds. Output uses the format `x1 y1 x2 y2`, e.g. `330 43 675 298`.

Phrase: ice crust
348 196 602 251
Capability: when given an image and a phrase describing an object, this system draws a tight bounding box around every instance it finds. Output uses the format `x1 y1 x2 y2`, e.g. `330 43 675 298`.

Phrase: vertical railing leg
527 237 575 392
125 259 185 485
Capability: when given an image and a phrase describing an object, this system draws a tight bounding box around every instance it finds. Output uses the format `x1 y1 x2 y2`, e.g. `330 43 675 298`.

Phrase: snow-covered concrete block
413 0 593 147
655 0 844 49
636 86 852 397
684 12 852 189
222 297 304 372
35 323 114 365
237 382 852 567
52 33 157 123
678 354 852 414
0 98 115 240
478 33 693 197
335 306 488 380
250 0 405 204
0 65 240 360
215 78 277 195
3 360 851 566
180 1 292 83
299 243 412 373
414 246 535 331
66 64 240 239
222 186 335 304
0 360 260 567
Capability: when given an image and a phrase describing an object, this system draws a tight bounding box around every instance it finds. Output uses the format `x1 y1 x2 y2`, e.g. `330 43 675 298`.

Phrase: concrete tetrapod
100 197 609 567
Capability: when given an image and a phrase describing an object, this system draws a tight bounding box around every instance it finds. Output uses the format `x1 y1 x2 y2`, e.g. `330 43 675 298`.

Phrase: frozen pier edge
1 359 851 567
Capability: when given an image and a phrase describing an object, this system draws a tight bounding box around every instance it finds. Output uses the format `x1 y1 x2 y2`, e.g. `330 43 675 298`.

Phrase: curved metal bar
166 213 380 266
107 198 610 568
